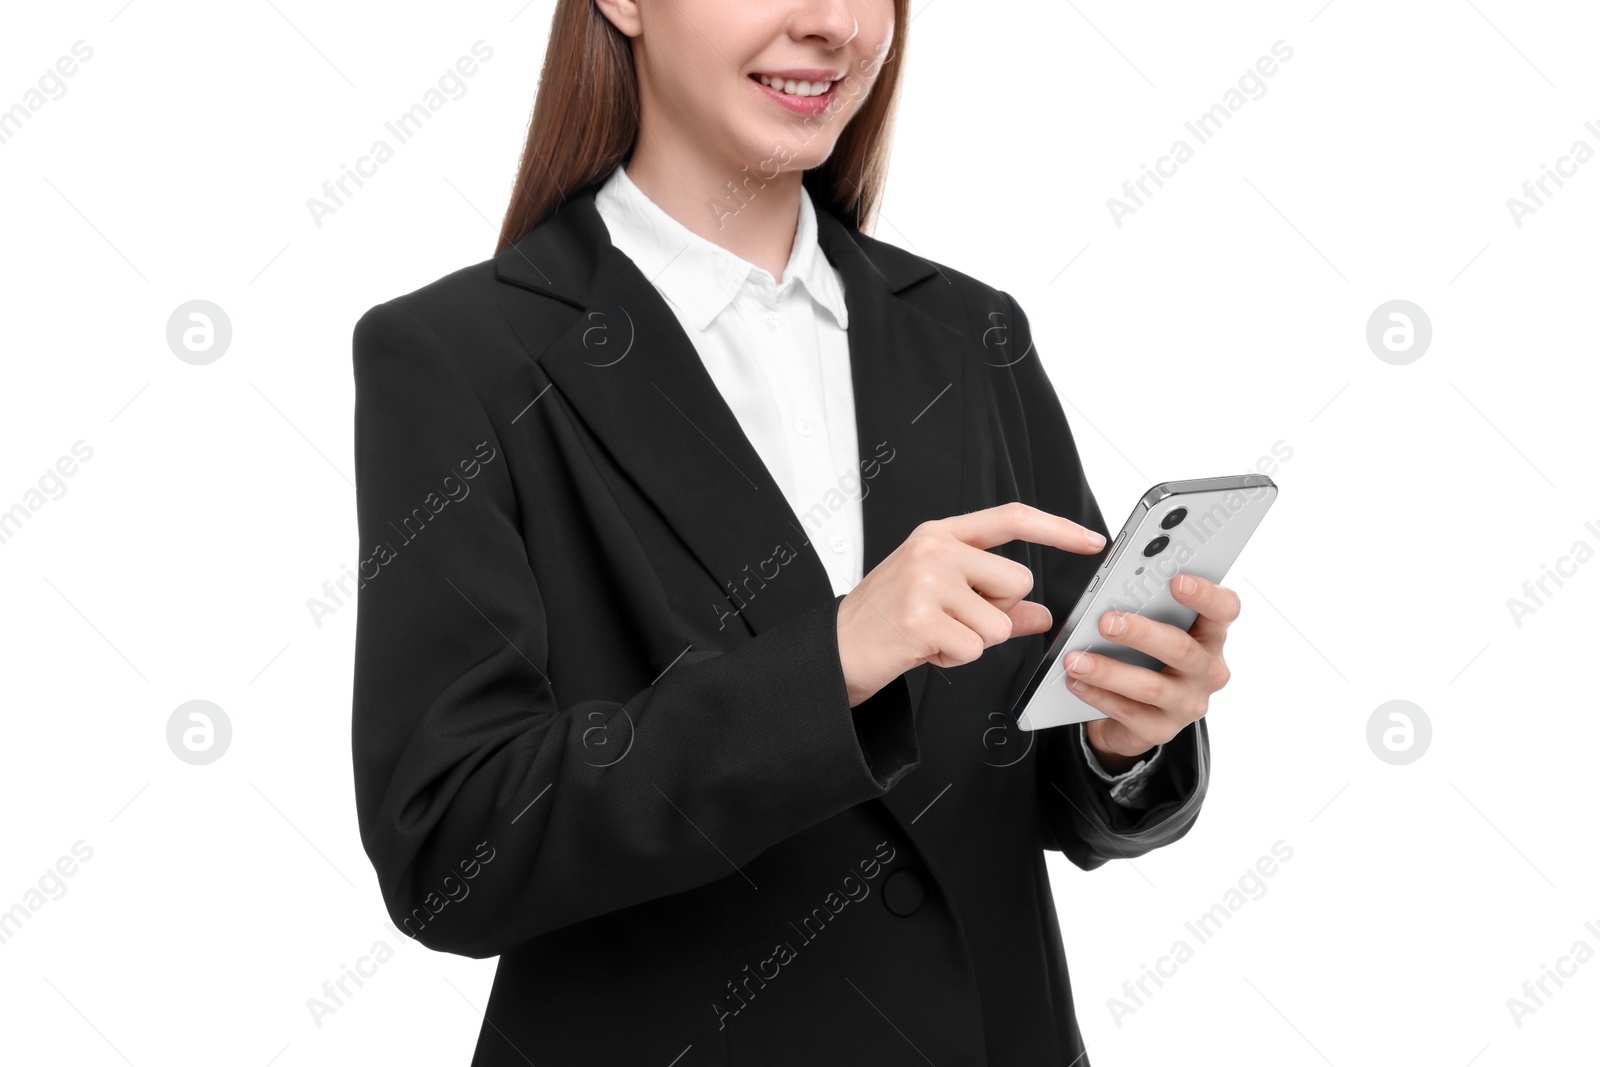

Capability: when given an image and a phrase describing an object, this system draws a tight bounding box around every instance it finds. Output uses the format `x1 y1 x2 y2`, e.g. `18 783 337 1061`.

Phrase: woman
350 0 1239 1062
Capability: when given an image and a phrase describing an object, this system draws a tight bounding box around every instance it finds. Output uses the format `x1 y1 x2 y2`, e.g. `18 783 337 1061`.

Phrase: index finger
1174 573 1240 649
938 501 1107 554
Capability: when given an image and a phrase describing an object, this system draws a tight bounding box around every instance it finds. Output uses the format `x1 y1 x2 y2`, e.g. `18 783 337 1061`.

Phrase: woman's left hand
1065 573 1241 773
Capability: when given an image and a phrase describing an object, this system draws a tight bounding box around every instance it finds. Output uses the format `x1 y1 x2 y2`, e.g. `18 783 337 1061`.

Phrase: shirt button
795 417 814 436
762 314 779 331
830 535 848 554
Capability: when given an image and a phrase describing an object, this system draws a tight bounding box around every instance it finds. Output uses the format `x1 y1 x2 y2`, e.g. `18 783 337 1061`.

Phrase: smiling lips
747 69 845 116
750 71 841 98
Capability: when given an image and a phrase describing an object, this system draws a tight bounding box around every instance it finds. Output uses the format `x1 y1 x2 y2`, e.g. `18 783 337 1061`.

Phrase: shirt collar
594 163 849 334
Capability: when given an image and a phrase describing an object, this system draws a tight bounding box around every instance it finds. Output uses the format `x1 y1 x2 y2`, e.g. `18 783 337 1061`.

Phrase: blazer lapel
491 181 969 703
811 203 970 719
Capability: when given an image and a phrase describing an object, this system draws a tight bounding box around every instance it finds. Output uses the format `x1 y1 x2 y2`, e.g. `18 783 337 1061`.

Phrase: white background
2 1 1597 1064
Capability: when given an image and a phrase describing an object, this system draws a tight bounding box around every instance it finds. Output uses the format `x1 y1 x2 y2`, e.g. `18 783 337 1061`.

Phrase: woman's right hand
836 502 1108 707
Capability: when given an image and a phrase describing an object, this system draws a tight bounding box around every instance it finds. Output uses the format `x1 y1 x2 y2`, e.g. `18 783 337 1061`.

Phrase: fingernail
1069 679 1087 693
1105 612 1126 635
1088 531 1106 548
1177 573 1196 596
1067 652 1092 674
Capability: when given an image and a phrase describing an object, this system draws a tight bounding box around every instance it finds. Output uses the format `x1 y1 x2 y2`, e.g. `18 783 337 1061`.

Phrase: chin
718 130 824 178
788 144 839 171
757 137 838 175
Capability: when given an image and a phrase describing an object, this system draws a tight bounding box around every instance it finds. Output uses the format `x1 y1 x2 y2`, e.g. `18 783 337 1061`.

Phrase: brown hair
494 0 910 254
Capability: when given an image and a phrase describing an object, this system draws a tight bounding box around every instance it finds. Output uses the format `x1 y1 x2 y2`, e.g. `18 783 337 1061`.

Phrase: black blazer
350 174 1209 1066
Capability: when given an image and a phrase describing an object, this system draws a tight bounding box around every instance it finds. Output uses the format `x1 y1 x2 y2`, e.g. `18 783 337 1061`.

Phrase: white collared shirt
595 163 864 598
594 163 1163 806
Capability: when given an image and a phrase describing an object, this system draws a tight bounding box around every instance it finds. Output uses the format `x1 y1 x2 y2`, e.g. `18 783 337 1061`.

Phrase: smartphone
1013 474 1278 731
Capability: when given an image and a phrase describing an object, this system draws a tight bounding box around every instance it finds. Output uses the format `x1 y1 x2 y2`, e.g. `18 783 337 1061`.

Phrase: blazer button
881 868 927 917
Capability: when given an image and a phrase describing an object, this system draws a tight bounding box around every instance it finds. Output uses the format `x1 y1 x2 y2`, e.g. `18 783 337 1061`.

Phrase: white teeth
755 73 832 97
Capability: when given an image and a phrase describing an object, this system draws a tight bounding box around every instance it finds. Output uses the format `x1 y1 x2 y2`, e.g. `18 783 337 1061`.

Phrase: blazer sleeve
994 290 1210 871
350 301 920 958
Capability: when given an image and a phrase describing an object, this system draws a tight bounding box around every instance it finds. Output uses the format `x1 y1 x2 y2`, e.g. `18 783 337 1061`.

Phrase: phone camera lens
1160 507 1186 529
1143 535 1169 557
